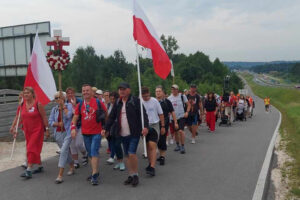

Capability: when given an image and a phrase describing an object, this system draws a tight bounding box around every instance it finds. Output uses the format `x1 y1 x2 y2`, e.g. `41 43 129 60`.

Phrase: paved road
0 92 280 200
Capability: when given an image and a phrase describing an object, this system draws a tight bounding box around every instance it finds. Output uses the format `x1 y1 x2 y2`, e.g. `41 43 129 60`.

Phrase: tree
160 34 179 60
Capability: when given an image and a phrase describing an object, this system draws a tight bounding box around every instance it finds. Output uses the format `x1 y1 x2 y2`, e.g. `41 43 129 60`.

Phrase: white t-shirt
168 93 188 119
142 97 163 124
120 101 130 137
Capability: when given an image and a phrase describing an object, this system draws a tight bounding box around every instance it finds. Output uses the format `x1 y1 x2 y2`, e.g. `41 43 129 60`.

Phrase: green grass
242 73 300 198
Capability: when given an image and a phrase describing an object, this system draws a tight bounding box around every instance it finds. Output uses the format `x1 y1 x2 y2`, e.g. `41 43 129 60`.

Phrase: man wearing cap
96 90 104 103
103 82 149 187
168 84 190 154
186 84 203 144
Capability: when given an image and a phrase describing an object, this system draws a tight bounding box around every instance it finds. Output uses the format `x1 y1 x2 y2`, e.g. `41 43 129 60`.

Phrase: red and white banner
24 32 57 105
133 0 171 79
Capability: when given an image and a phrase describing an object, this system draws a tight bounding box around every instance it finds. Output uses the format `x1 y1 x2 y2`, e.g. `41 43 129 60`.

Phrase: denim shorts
121 136 140 156
83 134 102 157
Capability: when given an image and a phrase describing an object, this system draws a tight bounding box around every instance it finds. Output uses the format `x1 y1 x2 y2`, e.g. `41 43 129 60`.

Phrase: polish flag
133 0 171 79
24 32 57 105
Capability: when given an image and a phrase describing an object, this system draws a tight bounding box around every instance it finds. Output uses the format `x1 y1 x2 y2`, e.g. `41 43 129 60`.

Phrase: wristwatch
45 127 49 130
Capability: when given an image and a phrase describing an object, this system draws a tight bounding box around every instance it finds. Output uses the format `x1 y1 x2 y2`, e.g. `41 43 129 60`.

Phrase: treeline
250 62 300 83
0 35 243 95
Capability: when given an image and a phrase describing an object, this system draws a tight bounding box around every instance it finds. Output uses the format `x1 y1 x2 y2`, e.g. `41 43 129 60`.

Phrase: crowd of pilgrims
10 83 255 186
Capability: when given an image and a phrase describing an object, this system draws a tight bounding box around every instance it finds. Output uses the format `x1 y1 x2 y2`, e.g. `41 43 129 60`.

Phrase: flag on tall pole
133 0 171 79
24 32 57 105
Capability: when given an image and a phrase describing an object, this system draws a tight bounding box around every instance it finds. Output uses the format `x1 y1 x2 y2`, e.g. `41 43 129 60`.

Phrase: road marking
252 107 282 200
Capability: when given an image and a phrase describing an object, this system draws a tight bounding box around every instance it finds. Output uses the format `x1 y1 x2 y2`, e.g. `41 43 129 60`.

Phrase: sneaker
159 156 165 166
180 146 186 154
67 169 75 176
145 164 151 171
21 162 27 169
55 177 63 184
132 175 139 187
119 163 125 171
32 166 44 174
190 139 196 144
174 146 181 152
106 157 114 165
74 163 80 169
170 138 174 145
146 167 155 176
166 140 169 146
20 170 32 179
82 156 88 166
113 163 120 170
91 173 99 186
124 176 133 185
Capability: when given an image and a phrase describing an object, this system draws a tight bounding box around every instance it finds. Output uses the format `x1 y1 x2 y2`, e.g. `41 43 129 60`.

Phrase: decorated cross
47 30 70 51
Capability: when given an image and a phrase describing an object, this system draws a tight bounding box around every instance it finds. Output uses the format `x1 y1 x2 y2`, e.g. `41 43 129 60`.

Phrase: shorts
186 114 198 126
158 123 169 151
146 123 160 143
122 136 140 156
172 118 185 131
265 105 269 109
83 134 102 157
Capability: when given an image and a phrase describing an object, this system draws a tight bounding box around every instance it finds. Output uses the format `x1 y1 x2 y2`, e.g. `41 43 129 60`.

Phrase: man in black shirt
186 84 203 144
155 86 178 165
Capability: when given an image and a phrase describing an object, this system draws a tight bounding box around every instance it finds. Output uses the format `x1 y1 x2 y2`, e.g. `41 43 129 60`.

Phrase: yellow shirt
264 98 270 105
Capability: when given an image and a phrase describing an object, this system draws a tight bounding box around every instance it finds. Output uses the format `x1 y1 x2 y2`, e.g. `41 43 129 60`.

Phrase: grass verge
242 73 300 198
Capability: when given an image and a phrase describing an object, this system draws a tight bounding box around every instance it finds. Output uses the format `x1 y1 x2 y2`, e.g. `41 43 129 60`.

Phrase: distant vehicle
295 85 300 89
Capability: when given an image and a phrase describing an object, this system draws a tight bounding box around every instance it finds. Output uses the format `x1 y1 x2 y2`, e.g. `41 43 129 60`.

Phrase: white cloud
1 0 300 63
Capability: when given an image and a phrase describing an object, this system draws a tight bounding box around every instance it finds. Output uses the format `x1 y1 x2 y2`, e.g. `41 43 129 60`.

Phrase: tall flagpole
135 41 147 158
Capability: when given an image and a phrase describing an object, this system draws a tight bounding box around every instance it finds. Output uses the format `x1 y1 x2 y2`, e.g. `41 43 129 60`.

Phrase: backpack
181 94 187 112
78 98 105 124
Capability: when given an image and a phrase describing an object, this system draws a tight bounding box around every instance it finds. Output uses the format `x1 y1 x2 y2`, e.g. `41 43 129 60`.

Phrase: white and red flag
133 0 171 79
24 32 57 105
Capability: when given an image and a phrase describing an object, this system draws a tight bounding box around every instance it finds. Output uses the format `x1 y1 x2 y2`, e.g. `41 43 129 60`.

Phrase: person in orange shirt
230 91 237 121
264 97 270 112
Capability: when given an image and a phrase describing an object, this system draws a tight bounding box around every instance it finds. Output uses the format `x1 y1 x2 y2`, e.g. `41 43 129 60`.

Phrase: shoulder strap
96 98 102 111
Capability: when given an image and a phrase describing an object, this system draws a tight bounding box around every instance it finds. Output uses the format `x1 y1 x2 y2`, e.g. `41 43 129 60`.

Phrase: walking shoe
113 163 120 170
119 162 125 171
21 162 27 169
74 163 80 169
32 166 44 174
190 139 196 144
124 176 133 185
146 167 155 176
174 146 181 152
20 170 32 179
170 138 174 145
145 164 151 171
180 146 186 154
67 169 75 176
159 156 165 166
91 173 99 186
55 177 63 184
106 157 114 165
132 175 139 187
82 156 88 166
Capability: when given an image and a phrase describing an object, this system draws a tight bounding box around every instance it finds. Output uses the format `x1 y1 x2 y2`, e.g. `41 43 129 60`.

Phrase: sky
1 0 300 63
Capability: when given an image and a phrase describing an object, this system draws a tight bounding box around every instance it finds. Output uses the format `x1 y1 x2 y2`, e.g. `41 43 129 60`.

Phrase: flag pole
171 60 175 84
135 41 147 158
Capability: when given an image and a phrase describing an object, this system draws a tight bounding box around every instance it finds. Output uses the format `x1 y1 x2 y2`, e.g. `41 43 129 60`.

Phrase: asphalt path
0 92 280 200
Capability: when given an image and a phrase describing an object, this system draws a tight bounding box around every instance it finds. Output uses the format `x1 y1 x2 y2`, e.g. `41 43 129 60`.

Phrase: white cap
96 90 103 95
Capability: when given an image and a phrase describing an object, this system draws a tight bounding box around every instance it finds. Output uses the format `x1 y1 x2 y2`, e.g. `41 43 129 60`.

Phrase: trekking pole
10 110 21 160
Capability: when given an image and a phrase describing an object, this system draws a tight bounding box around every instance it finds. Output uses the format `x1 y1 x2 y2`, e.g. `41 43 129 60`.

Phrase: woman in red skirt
204 92 218 132
11 87 50 179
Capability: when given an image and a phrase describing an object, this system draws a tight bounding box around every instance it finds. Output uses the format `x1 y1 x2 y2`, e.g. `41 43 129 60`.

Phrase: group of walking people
10 82 256 187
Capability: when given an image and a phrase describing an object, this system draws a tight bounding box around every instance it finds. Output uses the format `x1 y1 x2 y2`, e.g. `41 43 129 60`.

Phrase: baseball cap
171 84 179 89
96 90 103 95
190 84 197 88
118 82 130 89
